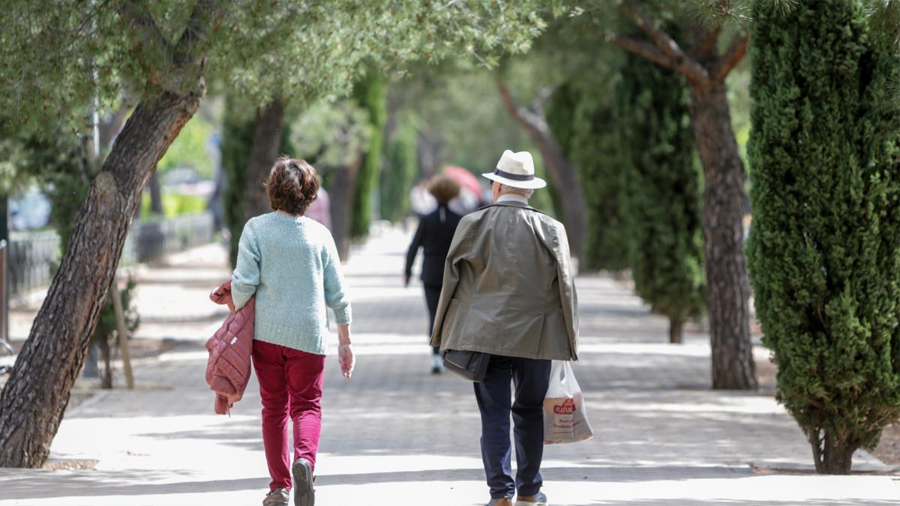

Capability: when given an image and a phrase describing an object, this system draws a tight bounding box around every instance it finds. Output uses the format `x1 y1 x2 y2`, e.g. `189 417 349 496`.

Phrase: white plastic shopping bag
543 360 593 444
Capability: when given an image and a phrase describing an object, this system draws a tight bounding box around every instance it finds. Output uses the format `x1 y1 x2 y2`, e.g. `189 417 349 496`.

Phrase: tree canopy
1 0 556 131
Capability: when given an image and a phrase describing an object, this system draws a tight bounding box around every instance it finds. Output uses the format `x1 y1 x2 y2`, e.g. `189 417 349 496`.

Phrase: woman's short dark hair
266 157 320 216
427 174 461 205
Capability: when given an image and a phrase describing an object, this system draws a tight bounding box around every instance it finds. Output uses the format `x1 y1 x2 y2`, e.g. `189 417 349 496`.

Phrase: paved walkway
1 225 899 505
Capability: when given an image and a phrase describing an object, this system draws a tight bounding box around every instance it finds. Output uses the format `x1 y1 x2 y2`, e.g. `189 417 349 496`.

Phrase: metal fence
124 212 216 265
7 212 216 298
8 230 61 299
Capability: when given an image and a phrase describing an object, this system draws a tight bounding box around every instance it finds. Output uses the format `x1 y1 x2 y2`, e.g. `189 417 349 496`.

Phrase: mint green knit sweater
231 212 352 355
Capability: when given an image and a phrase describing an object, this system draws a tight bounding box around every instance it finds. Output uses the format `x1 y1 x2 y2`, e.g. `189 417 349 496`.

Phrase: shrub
748 0 900 474
617 52 705 344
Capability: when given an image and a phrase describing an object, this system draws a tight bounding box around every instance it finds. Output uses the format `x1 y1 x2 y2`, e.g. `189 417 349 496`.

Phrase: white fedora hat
482 150 547 190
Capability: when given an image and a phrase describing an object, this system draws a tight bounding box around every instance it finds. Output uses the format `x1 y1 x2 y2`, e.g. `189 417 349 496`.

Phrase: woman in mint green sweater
232 157 353 506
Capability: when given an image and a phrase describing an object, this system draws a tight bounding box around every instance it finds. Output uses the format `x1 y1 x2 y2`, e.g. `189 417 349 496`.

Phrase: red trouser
252 339 326 491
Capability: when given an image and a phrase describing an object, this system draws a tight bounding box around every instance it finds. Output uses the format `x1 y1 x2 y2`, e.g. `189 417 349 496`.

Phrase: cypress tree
748 0 900 474
351 74 388 239
547 83 630 271
617 53 705 344
221 97 254 269
380 111 419 223
221 96 294 268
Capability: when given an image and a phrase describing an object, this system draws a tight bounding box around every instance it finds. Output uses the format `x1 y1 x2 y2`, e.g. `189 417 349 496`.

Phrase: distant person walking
305 187 332 231
431 150 579 506
232 157 355 506
405 174 463 374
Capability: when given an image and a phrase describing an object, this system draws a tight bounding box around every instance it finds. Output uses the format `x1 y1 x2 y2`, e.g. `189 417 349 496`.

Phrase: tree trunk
416 130 441 179
688 82 757 390
99 102 133 154
329 156 363 261
148 172 163 215
0 194 7 345
98 335 112 389
496 80 586 258
243 99 287 224
0 85 203 468
669 317 684 344
810 431 856 475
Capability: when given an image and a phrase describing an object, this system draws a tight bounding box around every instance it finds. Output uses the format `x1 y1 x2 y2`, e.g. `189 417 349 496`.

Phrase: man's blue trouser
474 354 551 500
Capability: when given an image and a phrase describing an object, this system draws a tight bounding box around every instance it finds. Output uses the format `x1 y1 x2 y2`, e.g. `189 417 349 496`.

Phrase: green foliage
617 53 705 334
1 1 551 132
12 123 141 355
748 0 900 472
290 99 373 187
351 73 388 239
93 277 140 343
156 115 216 179
380 110 420 223
12 128 92 250
221 96 254 269
140 193 207 220
547 82 629 271
220 96 294 268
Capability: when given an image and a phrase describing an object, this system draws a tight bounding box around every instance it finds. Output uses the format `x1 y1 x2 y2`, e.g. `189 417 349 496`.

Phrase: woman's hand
338 344 355 379
337 324 354 379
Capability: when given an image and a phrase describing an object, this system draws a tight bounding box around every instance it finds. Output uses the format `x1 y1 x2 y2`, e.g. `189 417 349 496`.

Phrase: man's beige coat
430 202 578 361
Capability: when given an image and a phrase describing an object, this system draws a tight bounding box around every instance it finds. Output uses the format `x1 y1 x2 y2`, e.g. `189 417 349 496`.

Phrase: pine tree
617 53 705 344
748 0 900 474
0 1 552 468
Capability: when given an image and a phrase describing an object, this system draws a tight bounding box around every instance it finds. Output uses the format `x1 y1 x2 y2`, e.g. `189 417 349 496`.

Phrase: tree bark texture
495 79 586 258
416 131 441 179
810 431 855 475
98 335 113 390
0 87 202 468
669 318 684 345
329 155 363 261
243 99 287 224
604 5 756 389
689 83 756 390
148 172 164 215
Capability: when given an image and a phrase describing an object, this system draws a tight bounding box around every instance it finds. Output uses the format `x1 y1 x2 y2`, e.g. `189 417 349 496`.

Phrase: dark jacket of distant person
405 204 463 288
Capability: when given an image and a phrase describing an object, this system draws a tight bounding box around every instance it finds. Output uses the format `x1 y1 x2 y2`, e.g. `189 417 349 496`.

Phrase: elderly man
431 150 578 506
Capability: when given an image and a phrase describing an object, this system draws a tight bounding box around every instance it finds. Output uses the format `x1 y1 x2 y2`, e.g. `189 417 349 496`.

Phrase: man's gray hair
500 184 534 199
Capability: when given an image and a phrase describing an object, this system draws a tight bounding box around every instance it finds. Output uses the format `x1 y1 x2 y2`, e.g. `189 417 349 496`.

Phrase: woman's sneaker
515 491 548 505
431 354 443 375
292 458 315 506
263 488 289 505
485 497 513 506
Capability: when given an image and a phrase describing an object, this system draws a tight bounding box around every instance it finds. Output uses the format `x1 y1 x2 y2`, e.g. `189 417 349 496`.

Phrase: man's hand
338 344 355 379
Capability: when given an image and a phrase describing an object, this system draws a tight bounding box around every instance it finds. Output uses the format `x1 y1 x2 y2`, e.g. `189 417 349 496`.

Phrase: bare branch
531 85 557 117
495 75 548 134
602 29 710 87
617 2 710 86
691 22 722 59
601 29 675 69
712 35 749 82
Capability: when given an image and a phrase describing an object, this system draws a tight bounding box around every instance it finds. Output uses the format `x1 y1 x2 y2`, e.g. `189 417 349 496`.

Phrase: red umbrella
442 165 483 197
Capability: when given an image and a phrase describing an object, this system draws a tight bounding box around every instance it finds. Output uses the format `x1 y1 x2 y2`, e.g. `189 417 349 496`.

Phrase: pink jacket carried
206 280 254 415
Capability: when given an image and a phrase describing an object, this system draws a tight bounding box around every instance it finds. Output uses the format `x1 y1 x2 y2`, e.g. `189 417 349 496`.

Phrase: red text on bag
553 398 576 415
